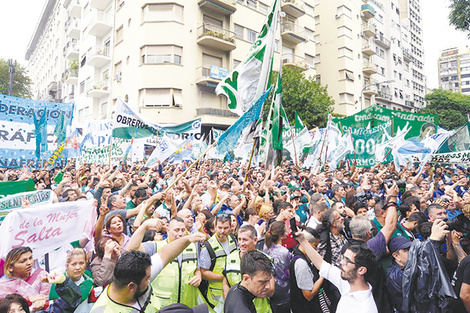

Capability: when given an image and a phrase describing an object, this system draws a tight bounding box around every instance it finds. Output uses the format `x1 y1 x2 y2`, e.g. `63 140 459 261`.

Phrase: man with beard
297 235 379 313
91 233 206 313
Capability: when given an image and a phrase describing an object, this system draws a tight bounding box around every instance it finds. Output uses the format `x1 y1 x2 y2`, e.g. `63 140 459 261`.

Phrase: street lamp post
7 59 17 96
360 79 394 111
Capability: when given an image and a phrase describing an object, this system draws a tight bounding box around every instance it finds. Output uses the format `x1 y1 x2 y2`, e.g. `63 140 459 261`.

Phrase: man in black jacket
224 250 274 313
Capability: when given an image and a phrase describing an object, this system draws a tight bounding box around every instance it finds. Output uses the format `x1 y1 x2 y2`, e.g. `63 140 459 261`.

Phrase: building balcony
65 18 80 39
87 46 111 68
90 0 112 10
362 42 376 56
362 62 378 75
363 84 378 96
64 68 78 85
65 41 79 60
63 0 82 18
361 21 376 38
196 65 229 88
87 80 110 98
48 81 58 95
88 11 113 37
403 48 413 62
376 90 392 101
405 100 414 107
282 53 308 71
281 22 306 45
281 0 305 19
196 107 238 118
361 3 375 20
374 34 391 49
198 0 236 15
197 24 236 51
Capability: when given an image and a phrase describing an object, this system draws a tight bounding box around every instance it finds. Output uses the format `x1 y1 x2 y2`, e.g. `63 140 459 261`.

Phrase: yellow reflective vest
151 240 201 309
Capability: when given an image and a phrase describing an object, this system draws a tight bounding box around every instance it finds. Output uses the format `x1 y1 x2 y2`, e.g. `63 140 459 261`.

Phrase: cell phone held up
290 217 298 238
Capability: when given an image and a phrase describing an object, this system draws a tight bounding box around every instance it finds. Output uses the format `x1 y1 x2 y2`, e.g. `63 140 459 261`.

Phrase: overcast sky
0 0 468 89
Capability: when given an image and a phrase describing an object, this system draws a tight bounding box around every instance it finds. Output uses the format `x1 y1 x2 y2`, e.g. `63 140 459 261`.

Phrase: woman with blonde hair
48 248 94 312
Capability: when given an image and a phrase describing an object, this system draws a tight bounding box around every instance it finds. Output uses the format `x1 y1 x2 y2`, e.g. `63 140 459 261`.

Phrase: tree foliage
0 59 33 98
266 66 334 129
419 88 470 130
448 0 470 35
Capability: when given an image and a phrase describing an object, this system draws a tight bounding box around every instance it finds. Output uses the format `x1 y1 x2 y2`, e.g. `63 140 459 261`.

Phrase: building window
305 27 314 41
336 5 351 18
337 26 352 38
247 0 257 9
259 2 268 14
80 81 85 94
305 54 314 66
142 3 183 23
247 29 257 43
116 26 124 44
233 59 241 68
141 45 182 64
235 24 244 40
338 47 353 59
202 53 222 67
305 3 314 16
139 88 183 107
314 15 320 25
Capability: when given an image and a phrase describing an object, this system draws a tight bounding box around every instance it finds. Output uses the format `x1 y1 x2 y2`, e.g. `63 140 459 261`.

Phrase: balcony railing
361 21 376 38
197 23 235 42
282 53 308 70
361 3 375 19
198 0 237 15
377 90 392 100
281 0 305 18
281 22 306 44
374 34 391 49
197 24 236 51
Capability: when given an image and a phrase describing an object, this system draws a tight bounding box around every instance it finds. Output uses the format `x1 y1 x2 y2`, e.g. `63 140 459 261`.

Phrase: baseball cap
158 304 208 313
388 236 412 254
291 194 300 200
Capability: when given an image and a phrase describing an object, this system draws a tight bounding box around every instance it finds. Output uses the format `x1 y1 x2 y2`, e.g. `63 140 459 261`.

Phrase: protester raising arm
127 218 163 252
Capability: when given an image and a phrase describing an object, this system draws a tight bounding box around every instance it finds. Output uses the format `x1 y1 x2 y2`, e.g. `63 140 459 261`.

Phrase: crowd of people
0 159 470 312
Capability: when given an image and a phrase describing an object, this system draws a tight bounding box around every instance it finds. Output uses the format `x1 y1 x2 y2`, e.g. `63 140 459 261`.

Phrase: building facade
26 0 316 129
313 0 425 116
438 47 470 95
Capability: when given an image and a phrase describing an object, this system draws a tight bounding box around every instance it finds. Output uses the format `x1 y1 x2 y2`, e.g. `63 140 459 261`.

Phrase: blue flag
34 109 48 160
216 87 271 155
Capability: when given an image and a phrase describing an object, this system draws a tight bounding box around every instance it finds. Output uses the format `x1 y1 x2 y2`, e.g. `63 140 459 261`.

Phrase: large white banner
0 200 96 258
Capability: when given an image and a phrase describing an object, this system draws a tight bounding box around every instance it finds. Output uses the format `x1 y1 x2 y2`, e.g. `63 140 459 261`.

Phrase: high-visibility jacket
151 240 201 309
203 234 237 312
90 285 159 313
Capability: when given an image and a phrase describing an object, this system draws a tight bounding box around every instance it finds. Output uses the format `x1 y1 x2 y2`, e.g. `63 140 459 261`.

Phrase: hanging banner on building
0 95 74 168
0 190 54 223
0 200 96 258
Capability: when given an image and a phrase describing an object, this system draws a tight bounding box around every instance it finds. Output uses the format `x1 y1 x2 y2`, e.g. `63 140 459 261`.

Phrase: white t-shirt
319 262 378 313
150 253 164 280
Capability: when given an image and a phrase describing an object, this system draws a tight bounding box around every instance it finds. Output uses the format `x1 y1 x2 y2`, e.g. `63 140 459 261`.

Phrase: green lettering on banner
77 138 131 166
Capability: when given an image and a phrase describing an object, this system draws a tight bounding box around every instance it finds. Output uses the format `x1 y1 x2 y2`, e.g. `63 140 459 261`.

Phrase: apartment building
26 0 316 129
313 0 425 116
438 47 470 95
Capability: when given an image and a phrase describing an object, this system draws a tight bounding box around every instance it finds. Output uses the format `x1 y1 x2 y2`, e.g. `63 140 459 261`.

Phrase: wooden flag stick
164 141 217 193
244 137 258 185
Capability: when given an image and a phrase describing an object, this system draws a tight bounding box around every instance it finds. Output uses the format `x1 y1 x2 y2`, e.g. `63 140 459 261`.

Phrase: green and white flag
216 0 279 116
294 112 313 154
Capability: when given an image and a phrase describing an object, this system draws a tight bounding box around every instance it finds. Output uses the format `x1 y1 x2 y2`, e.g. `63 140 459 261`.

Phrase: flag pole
108 136 113 168
164 141 217 193
244 137 258 185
